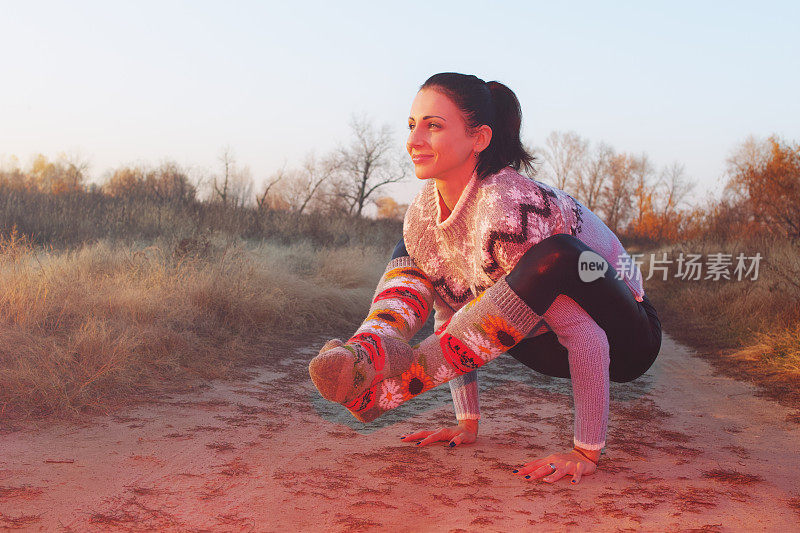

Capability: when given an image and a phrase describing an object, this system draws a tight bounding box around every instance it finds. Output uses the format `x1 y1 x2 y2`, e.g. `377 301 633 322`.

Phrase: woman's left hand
512 449 598 485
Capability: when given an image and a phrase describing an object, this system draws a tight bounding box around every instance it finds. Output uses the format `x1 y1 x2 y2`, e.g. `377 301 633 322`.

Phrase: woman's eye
408 122 440 130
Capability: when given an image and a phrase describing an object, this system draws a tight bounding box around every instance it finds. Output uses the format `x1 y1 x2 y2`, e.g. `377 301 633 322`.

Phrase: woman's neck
434 164 476 219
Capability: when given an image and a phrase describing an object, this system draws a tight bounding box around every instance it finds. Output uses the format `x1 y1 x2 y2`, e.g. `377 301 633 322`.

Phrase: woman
309 72 662 485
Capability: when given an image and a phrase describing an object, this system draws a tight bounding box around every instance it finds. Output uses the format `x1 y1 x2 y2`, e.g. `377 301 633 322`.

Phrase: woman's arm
430 296 482 423
547 294 610 451
476 185 609 449
449 371 481 422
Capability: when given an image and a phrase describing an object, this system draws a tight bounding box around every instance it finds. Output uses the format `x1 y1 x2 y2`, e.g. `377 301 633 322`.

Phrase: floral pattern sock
309 257 435 405
344 275 542 422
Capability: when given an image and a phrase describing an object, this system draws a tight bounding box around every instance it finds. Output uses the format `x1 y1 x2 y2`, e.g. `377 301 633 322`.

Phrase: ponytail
483 81 536 179
420 72 536 180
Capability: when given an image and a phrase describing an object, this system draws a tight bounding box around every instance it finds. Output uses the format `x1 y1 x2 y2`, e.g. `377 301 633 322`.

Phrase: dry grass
0 186 404 250
0 231 389 420
641 234 800 405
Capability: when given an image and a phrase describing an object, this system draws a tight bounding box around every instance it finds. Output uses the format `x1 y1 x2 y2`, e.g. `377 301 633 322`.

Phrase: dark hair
420 72 536 180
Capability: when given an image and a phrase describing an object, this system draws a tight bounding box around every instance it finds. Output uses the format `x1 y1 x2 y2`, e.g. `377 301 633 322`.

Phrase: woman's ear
474 124 493 153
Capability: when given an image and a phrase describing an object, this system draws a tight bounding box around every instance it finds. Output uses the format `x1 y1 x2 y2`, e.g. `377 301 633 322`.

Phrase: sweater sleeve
431 293 481 421
449 371 481 421
544 294 609 450
351 256 435 343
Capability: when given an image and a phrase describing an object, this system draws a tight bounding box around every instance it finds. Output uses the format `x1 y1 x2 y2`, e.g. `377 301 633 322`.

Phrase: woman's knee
391 237 409 259
610 363 650 383
609 337 660 383
506 233 586 309
509 234 584 279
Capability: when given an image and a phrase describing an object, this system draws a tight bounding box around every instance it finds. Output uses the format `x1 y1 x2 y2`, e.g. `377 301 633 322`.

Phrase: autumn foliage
722 136 800 239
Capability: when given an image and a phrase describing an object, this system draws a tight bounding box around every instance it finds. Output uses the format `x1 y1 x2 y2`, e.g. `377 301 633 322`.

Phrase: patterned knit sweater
402 165 645 447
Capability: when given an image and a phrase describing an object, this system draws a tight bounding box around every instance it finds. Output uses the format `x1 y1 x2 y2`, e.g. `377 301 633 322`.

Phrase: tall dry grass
0 231 390 420
641 235 800 372
0 187 404 249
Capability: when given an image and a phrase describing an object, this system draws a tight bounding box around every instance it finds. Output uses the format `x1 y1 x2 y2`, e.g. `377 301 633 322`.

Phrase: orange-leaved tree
724 135 800 239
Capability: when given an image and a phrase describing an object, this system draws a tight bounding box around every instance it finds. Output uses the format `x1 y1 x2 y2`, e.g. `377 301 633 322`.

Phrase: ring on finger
548 463 556 475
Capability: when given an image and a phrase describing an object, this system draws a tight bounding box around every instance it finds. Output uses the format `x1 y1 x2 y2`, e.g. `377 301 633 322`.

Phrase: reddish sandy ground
2 332 800 532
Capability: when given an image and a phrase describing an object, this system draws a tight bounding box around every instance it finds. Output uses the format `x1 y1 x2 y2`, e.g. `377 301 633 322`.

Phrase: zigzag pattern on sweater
431 277 473 305
481 183 559 277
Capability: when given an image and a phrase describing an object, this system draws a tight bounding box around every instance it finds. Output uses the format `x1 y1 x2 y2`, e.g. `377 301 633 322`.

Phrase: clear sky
1 1 798 209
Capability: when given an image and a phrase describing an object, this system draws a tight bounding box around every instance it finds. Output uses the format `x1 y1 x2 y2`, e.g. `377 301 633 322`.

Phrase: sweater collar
429 168 480 231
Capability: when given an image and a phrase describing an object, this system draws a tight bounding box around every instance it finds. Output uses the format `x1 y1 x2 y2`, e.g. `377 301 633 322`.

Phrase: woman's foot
308 332 414 405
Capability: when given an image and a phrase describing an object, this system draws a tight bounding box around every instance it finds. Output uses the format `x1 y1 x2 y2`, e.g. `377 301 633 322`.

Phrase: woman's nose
407 128 425 149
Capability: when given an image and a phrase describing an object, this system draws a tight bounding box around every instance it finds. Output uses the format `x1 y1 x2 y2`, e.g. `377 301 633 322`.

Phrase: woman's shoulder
479 166 561 194
477 166 569 214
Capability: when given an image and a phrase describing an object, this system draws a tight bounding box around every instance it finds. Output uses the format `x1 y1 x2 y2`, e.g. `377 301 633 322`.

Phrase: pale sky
1 1 798 211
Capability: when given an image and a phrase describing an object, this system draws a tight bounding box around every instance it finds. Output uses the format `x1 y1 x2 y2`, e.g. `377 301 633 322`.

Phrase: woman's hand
513 447 599 485
400 419 479 447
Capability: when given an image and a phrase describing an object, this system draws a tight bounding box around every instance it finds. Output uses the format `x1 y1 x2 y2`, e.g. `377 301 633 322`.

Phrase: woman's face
407 88 488 181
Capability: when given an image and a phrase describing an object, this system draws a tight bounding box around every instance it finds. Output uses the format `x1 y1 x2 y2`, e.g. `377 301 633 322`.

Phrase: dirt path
2 332 799 532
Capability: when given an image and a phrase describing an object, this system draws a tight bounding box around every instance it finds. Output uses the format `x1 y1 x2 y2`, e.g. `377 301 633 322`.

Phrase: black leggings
392 233 662 383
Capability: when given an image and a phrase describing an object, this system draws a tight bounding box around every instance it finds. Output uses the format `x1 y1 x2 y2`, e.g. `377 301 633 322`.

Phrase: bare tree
292 153 340 215
575 142 614 211
723 135 771 203
599 153 635 232
256 168 286 211
231 166 254 208
60 152 91 193
212 146 253 207
332 113 410 216
654 162 695 241
148 161 196 203
629 153 657 232
541 131 588 190
213 146 235 205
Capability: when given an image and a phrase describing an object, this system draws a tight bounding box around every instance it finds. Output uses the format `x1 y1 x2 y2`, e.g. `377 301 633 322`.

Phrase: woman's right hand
400 419 479 447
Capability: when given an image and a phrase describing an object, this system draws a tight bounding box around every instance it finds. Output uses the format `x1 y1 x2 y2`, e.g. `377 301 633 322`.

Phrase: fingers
525 462 561 482
400 428 450 447
416 428 449 447
542 462 570 484
399 430 432 442
571 461 586 485
400 425 476 449
399 430 437 445
517 457 550 474
514 456 593 485
514 456 578 484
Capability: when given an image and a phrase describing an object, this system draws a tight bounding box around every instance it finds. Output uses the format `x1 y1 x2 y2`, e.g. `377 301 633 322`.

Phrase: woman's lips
412 155 433 163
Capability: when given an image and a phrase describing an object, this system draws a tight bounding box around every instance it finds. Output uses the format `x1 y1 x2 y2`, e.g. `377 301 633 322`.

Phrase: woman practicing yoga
309 72 662 485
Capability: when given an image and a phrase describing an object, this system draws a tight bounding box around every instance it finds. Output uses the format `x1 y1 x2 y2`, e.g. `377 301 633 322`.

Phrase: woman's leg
505 233 662 383
310 238 436 403
507 331 571 378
